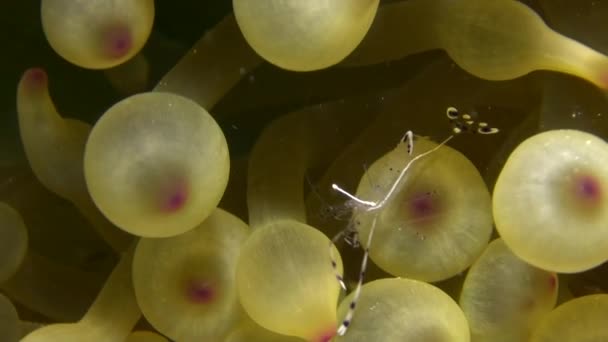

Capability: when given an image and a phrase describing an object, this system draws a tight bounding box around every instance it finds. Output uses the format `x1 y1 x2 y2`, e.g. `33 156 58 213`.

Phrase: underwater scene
2 0 608 341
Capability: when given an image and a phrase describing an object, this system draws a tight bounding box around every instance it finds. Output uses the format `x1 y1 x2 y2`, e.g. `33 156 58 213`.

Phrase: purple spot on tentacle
315 328 336 342
575 175 601 202
162 185 188 212
102 24 132 59
158 179 189 213
168 191 186 210
186 281 215 304
548 274 557 291
409 192 436 219
22 68 48 90
599 70 608 91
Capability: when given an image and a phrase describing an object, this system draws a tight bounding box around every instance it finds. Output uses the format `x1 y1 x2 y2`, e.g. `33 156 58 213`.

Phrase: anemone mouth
100 23 133 60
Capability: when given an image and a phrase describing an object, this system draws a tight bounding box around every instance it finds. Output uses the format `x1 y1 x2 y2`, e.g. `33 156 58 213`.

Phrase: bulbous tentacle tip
102 24 133 60
20 68 48 90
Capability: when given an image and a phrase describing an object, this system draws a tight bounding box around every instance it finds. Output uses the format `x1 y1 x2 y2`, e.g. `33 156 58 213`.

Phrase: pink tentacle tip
548 274 557 291
314 327 337 342
22 68 48 89
574 174 602 204
162 186 189 213
598 70 608 91
102 24 133 59
186 281 216 304
410 193 436 218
